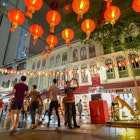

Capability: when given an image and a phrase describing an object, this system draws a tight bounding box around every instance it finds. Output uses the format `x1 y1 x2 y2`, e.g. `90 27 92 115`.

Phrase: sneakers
74 124 80 128
9 129 16 136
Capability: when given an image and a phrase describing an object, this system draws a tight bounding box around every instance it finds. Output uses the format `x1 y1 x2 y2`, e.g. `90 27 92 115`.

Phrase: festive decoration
24 0 43 19
46 10 61 33
0 56 140 77
61 28 74 47
132 0 140 12
8 9 25 32
104 5 121 26
46 34 58 49
81 18 96 39
63 3 73 14
72 0 90 21
30 24 44 45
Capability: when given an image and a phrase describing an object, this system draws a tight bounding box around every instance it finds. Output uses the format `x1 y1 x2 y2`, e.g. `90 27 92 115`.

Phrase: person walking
29 85 42 129
47 79 61 130
9 76 28 135
42 99 50 120
65 78 80 129
78 99 83 119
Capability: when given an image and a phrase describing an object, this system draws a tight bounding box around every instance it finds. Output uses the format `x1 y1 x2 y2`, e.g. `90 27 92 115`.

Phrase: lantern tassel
10 22 18 32
33 36 38 45
77 13 83 21
66 40 70 47
25 6 35 19
50 24 55 33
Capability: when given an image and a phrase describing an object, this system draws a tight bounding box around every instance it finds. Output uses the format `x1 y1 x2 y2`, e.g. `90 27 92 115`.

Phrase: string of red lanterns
7 0 140 57
0 57 140 76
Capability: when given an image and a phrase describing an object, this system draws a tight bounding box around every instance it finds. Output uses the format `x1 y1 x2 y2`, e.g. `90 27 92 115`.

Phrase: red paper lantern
61 28 74 47
81 18 96 38
30 24 44 45
72 0 90 21
63 3 73 14
46 10 61 33
104 6 121 26
46 34 58 49
8 9 25 32
24 0 43 18
132 0 140 12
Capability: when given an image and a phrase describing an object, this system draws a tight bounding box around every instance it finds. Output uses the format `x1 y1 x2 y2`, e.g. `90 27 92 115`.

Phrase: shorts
11 100 23 110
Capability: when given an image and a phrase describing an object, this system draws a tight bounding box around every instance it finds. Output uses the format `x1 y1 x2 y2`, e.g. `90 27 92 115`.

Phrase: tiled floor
0 112 140 140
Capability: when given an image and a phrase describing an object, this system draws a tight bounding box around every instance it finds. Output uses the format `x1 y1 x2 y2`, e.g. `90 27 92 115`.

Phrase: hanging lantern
41 50 47 58
24 0 43 18
8 9 25 32
61 28 74 47
63 3 73 14
46 34 58 49
104 5 121 26
81 18 96 39
30 24 44 45
132 0 140 12
46 10 61 33
72 0 90 21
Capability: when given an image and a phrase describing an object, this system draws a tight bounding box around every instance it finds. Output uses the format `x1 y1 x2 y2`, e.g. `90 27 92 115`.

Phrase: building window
17 62 26 70
56 55 61 66
90 61 97 78
105 58 115 79
81 63 88 83
80 47 87 60
62 69 68 86
89 44 96 58
73 65 79 84
73 49 78 62
50 56 54 68
32 62 36 70
37 60 41 70
116 56 128 78
55 70 61 86
39 76 44 89
62 53 67 65
41 59 46 70
128 53 140 76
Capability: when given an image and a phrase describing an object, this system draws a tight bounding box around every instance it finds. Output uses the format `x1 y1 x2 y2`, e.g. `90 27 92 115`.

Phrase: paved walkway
0 123 140 140
0 113 140 140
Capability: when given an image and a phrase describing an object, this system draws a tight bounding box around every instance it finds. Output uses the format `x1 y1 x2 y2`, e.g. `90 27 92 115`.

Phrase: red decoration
81 18 96 38
63 3 73 14
30 24 44 45
8 9 25 32
24 0 43 18
104 6 121 26
72 0 90 21
46 10 61 33
61 28 74 47
46 34 58 49
132 0 140 12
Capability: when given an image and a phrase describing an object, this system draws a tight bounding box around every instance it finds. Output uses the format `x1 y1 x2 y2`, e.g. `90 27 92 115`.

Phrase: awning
104 80 140 89
3 92 14 98
74 85 91 94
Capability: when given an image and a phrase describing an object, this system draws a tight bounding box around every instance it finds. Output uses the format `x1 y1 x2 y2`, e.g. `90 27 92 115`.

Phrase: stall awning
74 85 91 94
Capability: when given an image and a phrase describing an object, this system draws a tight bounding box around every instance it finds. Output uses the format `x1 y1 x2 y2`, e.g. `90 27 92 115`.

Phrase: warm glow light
61 28 74 47
72 0 90 21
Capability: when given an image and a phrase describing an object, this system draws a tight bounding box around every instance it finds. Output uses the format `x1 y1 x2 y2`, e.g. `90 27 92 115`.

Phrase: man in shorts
10 76 28 135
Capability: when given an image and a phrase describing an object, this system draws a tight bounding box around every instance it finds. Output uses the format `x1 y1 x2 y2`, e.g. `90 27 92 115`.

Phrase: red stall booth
89 100 109 124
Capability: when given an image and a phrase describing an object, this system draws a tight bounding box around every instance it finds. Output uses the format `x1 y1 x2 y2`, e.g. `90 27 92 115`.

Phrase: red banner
91 74 100 87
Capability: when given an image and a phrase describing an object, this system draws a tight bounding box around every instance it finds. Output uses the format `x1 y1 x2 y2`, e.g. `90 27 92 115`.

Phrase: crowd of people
0 76 83 136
